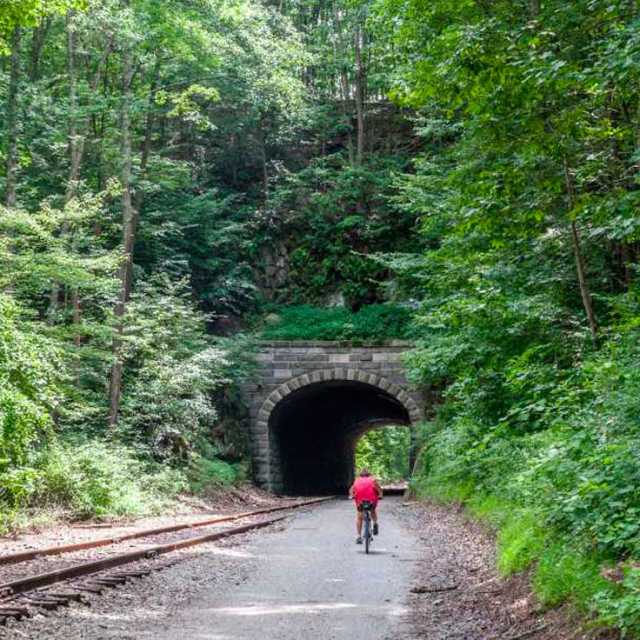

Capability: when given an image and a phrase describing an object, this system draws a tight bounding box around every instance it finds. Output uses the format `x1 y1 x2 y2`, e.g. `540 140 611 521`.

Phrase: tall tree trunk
564 159 598 343
340 70 355 166
65 11 88 343
29 17 51 81
108 31 135 428
4 27 22 207
259 126 269 201
354 22 366 167
126 59 160 291
49 23 113 324
334 6 355 166
66 12 83 203
49 12 84 324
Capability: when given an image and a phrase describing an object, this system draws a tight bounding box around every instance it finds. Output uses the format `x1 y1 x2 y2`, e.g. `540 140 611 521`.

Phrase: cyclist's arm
374 480 383 499
348 483 355 499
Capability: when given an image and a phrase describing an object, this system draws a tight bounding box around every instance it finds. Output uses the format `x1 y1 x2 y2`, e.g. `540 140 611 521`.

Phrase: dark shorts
356 500 378 512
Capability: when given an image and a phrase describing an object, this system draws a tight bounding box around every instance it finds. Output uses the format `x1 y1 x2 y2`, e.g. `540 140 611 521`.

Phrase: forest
2 0 640 635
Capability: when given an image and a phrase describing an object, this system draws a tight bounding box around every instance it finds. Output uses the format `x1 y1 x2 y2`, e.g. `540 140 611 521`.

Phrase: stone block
274 353 298 362
373 352 402 362
366 374 379 386
329 353 350 364
303 354 330 363
388 384 402 397
358 362 382 371
273 369 293 379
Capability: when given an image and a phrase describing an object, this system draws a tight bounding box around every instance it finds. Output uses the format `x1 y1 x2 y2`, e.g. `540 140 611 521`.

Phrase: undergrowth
0 437 247 533
259 304 413 342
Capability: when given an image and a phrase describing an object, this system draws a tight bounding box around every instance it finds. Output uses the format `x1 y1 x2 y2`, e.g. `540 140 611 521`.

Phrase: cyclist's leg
372 503 379 535
356 506 364 536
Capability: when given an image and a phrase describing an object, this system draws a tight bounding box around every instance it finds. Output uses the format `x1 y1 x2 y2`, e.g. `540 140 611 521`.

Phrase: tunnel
267 380 411 495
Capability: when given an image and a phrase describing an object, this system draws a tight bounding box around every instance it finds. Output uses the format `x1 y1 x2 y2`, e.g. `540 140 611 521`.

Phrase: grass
533 543 609 608
496 509 547 575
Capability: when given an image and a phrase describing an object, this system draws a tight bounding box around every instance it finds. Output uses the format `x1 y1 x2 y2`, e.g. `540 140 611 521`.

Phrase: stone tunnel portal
268 380 411 495
246 342 423 494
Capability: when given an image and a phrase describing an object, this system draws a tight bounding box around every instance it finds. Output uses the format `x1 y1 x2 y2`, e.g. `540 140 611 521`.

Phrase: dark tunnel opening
268 380 411 495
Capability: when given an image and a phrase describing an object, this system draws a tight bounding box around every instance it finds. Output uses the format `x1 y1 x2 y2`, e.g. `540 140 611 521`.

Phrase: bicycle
360 500 374 554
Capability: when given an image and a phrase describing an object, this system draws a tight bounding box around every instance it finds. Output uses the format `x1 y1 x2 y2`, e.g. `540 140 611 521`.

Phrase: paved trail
163 498 415 640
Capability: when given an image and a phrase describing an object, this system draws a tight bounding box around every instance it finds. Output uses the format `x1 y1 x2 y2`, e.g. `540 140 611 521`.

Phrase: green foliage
113 277 228 453
410 326 640 634
0 0 84 53
260 304 412 341
0 295 59 518
496 510 547 576
257 153 420 307
187 455 246 494
368 1 640 634
35 440 186 519
595 568 640 638
355 426 411 483
534 544 608 609
0 0 311 531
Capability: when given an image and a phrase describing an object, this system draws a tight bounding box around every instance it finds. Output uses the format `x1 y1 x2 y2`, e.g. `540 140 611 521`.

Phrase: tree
0 0 83 53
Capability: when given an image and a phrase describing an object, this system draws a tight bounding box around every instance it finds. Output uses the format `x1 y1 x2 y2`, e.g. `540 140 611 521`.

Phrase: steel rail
0 496 334 567
0 515 288 597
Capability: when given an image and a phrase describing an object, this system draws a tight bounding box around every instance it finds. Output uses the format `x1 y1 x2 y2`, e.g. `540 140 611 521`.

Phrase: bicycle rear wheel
364 512 371 554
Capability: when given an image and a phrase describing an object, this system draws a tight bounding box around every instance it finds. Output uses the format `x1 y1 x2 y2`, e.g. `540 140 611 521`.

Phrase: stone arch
256 368 422 433
255 368 423 493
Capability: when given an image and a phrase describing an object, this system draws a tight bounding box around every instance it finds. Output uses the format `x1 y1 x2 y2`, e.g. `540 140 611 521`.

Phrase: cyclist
349 468 382 544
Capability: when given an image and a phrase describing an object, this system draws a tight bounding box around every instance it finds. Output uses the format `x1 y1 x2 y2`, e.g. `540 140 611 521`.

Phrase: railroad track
0 496 333 626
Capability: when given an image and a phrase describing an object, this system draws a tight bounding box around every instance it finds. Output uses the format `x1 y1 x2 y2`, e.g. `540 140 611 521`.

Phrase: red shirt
351 476 379 505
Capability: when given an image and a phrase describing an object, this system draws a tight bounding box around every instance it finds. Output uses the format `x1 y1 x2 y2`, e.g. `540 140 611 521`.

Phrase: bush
409 324 640 637
0 295 62 528
35 440 186 519
595 568 640 638
260 304 413 342
187 454 246 494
